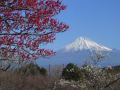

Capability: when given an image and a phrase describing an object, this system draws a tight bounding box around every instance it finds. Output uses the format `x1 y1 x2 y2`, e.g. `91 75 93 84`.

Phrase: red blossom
0 0 69 61
61 5 67 10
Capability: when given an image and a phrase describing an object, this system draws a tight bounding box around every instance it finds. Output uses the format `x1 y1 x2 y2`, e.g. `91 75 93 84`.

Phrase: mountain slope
37 37 120 67
65 37 112 51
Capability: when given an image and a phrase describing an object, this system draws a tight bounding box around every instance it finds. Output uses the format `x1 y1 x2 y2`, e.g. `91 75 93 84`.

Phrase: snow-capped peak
65 37 112 51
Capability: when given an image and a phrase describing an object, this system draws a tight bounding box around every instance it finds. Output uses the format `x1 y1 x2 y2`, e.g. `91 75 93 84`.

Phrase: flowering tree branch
0 0 69 61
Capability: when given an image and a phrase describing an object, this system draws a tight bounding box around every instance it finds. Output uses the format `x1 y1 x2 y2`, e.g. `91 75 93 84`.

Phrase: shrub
16 63 47 76
0 71 51 90
62 63 83 81
39 67 47 76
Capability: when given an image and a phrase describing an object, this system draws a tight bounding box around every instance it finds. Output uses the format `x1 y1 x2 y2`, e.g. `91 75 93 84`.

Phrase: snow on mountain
65 37 112 51
37 37 120 67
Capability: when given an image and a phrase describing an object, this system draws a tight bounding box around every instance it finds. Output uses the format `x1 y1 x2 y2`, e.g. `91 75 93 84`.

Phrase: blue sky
46 0 120 51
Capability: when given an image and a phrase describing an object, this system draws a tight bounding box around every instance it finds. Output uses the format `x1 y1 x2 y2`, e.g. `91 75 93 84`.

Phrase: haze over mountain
37 37 120 67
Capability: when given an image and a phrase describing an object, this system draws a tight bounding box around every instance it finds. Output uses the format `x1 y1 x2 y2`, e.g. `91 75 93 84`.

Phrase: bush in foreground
62 63 83 81
16 63 47 76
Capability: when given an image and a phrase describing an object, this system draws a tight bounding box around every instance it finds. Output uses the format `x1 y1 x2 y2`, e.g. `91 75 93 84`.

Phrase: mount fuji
37 37 120 67
64 37 112 51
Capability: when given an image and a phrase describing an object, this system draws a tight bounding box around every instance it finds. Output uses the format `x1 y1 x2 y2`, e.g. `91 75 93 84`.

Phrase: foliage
16 63 47 76
62 63 83 81
0 0 69 61
60 52 120 89
39 67 47 76
0 64 120 90
0 71 51 90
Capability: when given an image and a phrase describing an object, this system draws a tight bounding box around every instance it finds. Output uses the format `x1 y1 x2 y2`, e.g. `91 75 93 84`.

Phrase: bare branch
105 77 120 88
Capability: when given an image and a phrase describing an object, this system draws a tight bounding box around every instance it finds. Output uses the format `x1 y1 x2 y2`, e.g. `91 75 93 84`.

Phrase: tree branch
0 32 54 36
0 64 11 71
104 77 120 88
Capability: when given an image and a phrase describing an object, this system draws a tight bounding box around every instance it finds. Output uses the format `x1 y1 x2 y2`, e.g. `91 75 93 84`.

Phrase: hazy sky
46 0 120 51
